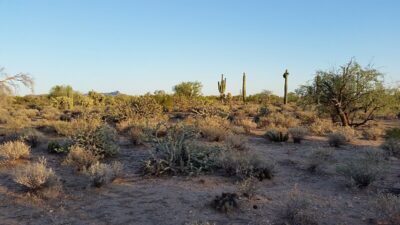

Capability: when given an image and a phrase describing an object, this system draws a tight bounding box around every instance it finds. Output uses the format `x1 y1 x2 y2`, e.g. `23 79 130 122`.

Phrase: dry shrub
13 158 60 196
218 150 275 181
308 119 335 136
53 115 102 136
0 141 30 161
238 176 259 199
257 112 300 129
64 145 99 171
235 118 257 134
327 132 347 147
371 193 400 225
225 134 249 151
288 127 308 143
212 192 239 213
278 186 319 225
129 126 147 145
86 161 123 187
305 148 332 173
187 222 216 225
40 106 61 121
336 151 385 188
295 110 318 126
264 128 289 143
382 139 400 157
197 117 230 142
362 127 383 141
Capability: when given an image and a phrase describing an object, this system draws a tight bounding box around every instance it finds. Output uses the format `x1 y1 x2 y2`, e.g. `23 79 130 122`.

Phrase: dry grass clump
86 161 123 187
0 141 30 161
128 126 147 145
264 129 289 143
257 111 300 129
327 132 347 147
64 145 99 171
305 148 332 173
143 124 220 176
224 134 249 151
371 193 400 225
277 186 319 225
218 150 275 181
197 117 230 142
235 118 257 134
52 115 102 136
211 192 239 213
295 110 318 126
336 151 385 188
13 158 60 196
288 127 308 143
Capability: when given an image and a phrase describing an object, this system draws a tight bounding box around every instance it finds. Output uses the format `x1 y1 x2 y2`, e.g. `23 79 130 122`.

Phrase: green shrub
142 124 220 176
384 128 400 140
47 140 70 154
211 192 239 213
382 138 400 157
72 124 119 158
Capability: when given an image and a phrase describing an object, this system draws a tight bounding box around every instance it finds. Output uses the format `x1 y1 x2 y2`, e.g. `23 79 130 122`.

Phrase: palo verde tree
0 67 34 106
173 81 202 98
297 59 386 127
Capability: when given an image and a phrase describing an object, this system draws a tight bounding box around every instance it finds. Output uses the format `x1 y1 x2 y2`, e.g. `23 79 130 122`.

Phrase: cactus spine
218 74 227 100
283 69 289 104
242 72 246 103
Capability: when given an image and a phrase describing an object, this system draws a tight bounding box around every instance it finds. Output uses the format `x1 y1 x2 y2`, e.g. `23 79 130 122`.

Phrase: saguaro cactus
218 74 226 100
283 69 289 104
242 72 247 103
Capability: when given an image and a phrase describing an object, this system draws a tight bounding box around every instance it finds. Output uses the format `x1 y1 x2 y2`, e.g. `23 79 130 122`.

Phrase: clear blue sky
1 0 399 96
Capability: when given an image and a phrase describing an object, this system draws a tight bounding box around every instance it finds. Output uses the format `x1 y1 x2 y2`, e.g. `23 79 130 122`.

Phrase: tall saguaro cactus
242 72 247 103
218 74 226 100
283 69 289 104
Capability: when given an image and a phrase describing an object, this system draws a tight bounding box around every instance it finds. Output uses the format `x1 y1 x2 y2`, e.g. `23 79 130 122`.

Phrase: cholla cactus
218 74 227 100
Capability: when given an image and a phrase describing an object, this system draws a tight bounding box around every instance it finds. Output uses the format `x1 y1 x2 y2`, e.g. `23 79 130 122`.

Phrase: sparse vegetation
212 192 239 213
327 132 347 147
86 161 123 187
0 141 30 161
64 144 99 171
371 193 400 225
288 127 308 143
265 129 289 143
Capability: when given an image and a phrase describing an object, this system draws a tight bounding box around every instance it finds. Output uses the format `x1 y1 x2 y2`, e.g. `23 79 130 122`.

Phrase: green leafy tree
173 81 202 98
49 85 74 98
297 59 386 127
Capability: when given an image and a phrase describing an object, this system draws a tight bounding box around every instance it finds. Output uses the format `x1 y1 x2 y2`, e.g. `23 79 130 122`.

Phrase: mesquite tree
297 60 386 127
0 67 34 95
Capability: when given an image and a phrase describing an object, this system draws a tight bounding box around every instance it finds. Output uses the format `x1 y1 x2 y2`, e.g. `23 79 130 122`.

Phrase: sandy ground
1 123 400 225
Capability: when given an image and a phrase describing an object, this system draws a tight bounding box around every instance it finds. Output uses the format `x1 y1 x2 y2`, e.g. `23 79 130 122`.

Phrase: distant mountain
101 91 121 96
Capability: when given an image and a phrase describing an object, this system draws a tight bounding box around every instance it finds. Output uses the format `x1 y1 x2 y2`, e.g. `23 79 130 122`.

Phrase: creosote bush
218 150 275 181
87 161 123 187
13 158 60 195
288 127 308 143
0 141 30 161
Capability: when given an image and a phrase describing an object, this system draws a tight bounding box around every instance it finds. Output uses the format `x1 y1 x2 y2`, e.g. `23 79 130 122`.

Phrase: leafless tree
0 67 34 95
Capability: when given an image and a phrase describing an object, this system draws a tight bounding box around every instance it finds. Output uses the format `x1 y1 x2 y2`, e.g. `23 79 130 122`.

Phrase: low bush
238 177 258 199
13 158 60 196
224 134 248 151
362 127 383 141
128 126 147 146
336 152 384 188
371 193 400 225
382 138 400 157
308 119 335 136
218 150 275 181
64 145 99 171
211 192 239 213
264 129 289 143
277 186 318 225
86 161 123 187
143 124 220 176
305 148 332 173
0 141 30 161
384 128 400 140
72 124 119 158
327 132 347 147
47 140 71 154
288 127 308 143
